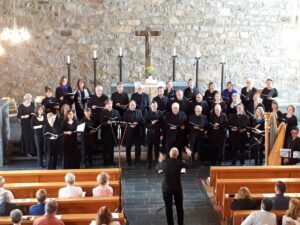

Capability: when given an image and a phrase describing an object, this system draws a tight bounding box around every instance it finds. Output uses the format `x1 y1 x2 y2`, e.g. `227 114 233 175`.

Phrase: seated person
90 206 120 225
33 199 64 225
282 198 300 225
93 172 113 197
241 198 276 225
58 173 83 198
270 181 290 210
230 187 258 225
10 209 23 225
0 176 14 200
284 127 300 165
29 189 47 215
0 191 20 216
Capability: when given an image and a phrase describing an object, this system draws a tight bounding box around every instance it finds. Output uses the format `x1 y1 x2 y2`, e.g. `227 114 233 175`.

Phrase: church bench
209 166 300 189
232 210 285 225
12 196 121 214
4 181 120 198
222 193 300 220
0 168 120 183
0 213 125 225
215 178 300 204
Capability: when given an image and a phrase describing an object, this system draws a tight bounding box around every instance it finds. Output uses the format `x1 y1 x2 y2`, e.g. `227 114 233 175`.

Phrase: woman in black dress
81 108 96 168
31 105 45 167
62 110 80 169
283 105 298 146
43 112 61 169
41 86 58 115
209 92 227 113
75 79 91 120
17 94 35 157
55 76 73 108
204 81 218 106
271 100 283 123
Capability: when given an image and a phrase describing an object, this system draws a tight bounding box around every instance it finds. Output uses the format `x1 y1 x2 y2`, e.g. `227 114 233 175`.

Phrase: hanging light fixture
0 0 30 44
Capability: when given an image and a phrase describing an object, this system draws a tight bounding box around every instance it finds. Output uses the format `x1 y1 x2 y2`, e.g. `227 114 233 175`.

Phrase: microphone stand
108 121 129 214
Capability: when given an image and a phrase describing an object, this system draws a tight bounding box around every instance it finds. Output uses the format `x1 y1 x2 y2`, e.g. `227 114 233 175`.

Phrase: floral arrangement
146 66 155 76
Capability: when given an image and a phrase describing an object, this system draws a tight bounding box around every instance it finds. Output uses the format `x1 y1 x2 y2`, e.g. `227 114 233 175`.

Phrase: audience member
93 172 113 197
271 181 290 210
282 198 300 225
241 198 276 225
0 176 14 200
90 206 120 225
0 191 20 216
58 173 83 198
33 199 64 225
10 209 23 225
29 189 47 215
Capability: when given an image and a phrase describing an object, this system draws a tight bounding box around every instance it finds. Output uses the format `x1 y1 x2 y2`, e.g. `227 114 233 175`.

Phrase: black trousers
103 142 115 166
126 144 141 165
147 131 160 165
163 189 184 225
209 137 225 166
34 132 44 167
46 142 58 169
230 132 247 165
189 133 205 161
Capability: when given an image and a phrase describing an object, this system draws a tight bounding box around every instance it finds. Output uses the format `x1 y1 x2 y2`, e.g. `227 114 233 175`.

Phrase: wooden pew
222 193 300 220
4 181 120 198
215 178 300 203
209 166 300 189
232 210 285 225
0 213 125 225
0 168 120 183
12 196 121 214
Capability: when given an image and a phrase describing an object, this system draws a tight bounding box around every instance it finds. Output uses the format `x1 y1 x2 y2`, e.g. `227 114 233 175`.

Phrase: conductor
158 147 191 225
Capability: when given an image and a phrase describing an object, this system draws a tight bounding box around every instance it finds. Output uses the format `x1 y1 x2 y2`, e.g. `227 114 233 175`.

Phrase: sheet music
76 123 85 132
112 213 119 219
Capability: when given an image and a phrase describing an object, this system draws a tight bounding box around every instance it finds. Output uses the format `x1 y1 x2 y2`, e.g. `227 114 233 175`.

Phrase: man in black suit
0 191 21 216
158 147 191 225
270 181 290 210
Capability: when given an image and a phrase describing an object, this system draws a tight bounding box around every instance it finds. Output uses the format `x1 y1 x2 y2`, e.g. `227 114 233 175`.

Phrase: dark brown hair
95 206 113 225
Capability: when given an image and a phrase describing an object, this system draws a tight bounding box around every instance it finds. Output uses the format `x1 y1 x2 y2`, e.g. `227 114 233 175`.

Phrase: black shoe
148 164 152 169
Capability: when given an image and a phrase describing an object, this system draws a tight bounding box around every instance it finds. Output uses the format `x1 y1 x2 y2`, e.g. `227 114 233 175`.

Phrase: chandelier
0 0 30 44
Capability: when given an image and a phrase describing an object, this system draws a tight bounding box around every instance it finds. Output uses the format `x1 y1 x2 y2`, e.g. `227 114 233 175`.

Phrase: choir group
16 76 299 169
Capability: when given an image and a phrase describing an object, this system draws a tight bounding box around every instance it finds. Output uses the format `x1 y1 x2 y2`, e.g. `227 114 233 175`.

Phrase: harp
264 112 287 165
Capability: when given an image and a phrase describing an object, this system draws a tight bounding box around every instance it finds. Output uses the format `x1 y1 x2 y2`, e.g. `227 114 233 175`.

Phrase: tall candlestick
221 55 225 63
196 49 201 58
67 55 71 64
93 50 97 59
173 48 177 57
119 47 123 57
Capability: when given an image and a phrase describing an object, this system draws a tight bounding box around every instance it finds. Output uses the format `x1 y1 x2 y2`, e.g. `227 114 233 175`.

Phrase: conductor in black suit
158 147 191 225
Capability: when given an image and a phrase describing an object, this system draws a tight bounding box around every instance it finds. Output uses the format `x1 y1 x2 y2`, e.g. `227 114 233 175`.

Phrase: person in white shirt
90 206 120 225
282 198 300 225
58 173 83 198
0 176 14 201
241 198 276 225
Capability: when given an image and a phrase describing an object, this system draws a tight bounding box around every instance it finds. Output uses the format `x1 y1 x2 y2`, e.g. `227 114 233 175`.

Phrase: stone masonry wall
0 0 299 103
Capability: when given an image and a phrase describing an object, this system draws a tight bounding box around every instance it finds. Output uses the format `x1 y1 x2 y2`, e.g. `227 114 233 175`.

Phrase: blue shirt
29 203 45 215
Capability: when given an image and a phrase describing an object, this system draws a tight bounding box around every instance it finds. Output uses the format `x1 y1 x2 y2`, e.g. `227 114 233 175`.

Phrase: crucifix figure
135 27 161 68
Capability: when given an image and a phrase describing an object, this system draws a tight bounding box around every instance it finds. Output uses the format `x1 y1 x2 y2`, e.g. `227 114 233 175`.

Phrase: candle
173 48 176 56
196 50 201 58
119 47 123 56
221 55 225 63
67 55 70 64
93 50 97 59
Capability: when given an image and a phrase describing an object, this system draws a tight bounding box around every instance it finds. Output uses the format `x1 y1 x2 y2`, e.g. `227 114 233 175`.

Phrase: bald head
0 176 5 187
169 148 179 158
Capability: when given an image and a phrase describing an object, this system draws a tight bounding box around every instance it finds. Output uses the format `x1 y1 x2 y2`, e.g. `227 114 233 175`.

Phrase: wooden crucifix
135 27 161 68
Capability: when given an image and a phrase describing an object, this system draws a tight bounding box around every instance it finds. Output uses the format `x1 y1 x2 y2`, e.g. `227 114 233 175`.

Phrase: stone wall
0 0 299 104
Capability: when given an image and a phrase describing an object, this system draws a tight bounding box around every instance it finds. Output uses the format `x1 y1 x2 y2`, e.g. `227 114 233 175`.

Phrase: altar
111 81 187 100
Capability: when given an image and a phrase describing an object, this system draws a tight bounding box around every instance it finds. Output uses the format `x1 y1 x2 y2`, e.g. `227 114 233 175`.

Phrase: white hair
65 173 75 184
172 102 180 109
23 93 32 101
0 176 5 186
0 191 11 203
